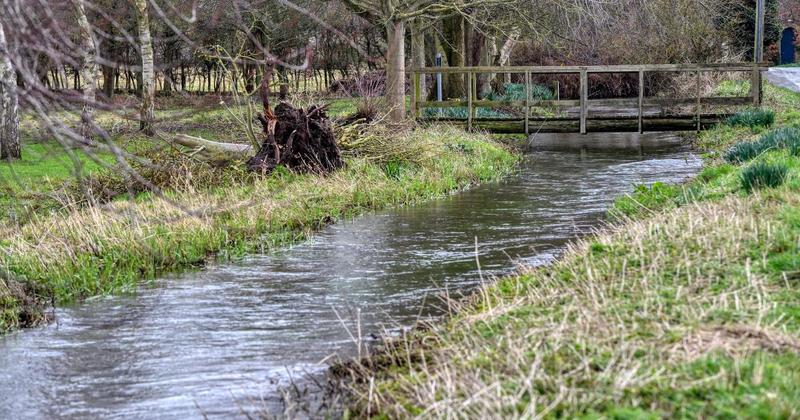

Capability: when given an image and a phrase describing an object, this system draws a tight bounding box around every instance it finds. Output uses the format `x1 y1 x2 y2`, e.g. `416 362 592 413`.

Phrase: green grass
714 80 751 97
724 108 776 129
0 143 116 224
340 82 800 417
0 125 518 334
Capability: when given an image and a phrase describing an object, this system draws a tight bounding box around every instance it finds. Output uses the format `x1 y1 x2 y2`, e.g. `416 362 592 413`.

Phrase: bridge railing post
751 66 762 107
580 70 588 135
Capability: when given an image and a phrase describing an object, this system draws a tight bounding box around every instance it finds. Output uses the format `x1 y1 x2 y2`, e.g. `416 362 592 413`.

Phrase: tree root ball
247 102 344 175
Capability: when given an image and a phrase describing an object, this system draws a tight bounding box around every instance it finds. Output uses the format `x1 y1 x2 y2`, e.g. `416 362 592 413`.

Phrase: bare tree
73 0 98 143
0 19 20 160
133 0 155 135
410 18 427 97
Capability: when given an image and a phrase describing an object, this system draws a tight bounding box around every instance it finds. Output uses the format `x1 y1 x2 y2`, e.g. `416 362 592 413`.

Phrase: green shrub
725 108 776 129
421 83 553 120
422 107 512 119
486 83 554 101
740 162 788 192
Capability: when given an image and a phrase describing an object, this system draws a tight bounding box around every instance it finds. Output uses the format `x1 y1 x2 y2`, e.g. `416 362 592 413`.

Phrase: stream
0 136 702 419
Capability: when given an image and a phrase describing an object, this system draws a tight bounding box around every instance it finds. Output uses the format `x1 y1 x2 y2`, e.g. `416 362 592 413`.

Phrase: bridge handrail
409 63 767 135
408 63 770 74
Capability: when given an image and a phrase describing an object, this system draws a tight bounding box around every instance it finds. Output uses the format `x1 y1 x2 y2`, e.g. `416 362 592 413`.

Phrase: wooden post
696 71 702 132
525 71 531 135
467 72 473 131
751 67 762 107
755 0 766 63
638 70 644 134
580 70 588 135
416 72 423 118
472 72 478 120
411 71 419 119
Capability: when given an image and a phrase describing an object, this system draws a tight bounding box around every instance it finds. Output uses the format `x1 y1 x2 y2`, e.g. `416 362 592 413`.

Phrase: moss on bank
0 126 518 334
343 85 800 417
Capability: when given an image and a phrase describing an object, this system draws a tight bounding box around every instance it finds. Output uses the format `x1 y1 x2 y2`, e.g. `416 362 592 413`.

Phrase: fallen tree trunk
173 134 254 166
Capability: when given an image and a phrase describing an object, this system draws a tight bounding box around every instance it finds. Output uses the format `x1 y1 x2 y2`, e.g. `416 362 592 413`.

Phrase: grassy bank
0 123 518 334
343 84 800 417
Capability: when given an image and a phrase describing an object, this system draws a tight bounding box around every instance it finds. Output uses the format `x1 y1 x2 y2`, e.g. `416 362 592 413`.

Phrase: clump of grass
740 162 788 192
612 182 682 218
759 126 800 150
724 140 763 163
725 108 775 129
724 127 800 164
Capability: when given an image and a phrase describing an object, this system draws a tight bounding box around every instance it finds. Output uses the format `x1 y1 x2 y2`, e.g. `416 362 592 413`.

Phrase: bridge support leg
696 71 702 132
638 70 644 134
580 70 588 135
412 72 420 120
467 72 473 132
525 71 530 135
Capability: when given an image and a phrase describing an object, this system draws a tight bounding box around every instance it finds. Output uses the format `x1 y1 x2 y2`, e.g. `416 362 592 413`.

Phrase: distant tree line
0 0 783 158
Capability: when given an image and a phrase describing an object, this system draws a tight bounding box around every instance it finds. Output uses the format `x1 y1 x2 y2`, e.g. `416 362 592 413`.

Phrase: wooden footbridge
410 63 769 134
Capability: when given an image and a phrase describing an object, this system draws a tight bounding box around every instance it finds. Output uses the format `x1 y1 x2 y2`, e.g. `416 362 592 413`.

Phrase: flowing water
0 138 702 419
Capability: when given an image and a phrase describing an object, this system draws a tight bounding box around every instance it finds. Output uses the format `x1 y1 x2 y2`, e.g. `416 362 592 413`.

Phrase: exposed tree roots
247 102 343 174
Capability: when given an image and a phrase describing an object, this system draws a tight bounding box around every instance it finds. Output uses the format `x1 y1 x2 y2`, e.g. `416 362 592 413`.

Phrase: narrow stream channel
0 139 702 419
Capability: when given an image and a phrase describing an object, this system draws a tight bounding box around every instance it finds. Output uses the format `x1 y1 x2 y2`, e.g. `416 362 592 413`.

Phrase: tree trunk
411 19 427 99
494 31 518 87
73 0 97 143
385 19 406 122
442 15 465 99
134 0 155 136
0 20 21 160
